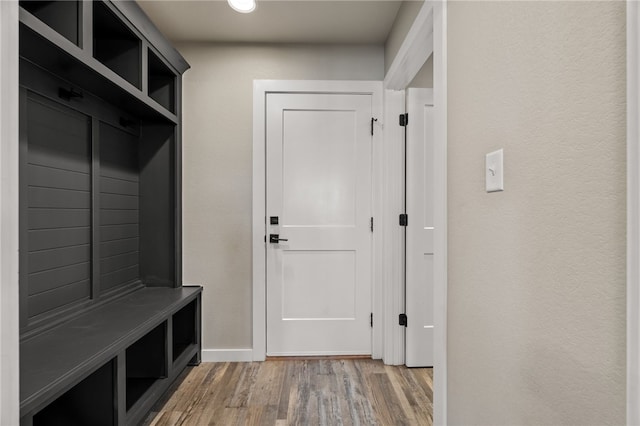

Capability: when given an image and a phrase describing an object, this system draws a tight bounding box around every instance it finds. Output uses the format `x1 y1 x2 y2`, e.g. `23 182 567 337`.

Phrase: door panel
406 88 435 367
281 250 356 319
266 93 372 356
283 110 357 226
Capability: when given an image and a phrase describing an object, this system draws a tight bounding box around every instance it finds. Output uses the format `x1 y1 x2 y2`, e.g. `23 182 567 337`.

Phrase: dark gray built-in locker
17 1 202 425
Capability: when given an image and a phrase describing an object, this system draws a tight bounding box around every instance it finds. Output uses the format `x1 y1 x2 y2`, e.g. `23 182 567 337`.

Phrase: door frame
381 1 435 368
252 80 384 361
405 87 435 368
628 2 640 424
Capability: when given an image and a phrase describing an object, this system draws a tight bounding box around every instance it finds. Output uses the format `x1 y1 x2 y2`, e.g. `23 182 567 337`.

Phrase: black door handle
269 234 288 244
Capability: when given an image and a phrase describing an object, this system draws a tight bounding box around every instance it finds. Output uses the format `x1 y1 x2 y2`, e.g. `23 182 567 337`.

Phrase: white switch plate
486 149 504 192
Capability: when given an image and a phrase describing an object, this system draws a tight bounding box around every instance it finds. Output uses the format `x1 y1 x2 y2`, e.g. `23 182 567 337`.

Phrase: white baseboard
201 349 254 362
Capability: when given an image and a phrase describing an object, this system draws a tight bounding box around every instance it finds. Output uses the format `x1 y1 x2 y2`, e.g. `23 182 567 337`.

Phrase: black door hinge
370 217 374 232
370 313 373 328
399 113 408 127
399 214 408 226
371 117 378 136
399 313 408 327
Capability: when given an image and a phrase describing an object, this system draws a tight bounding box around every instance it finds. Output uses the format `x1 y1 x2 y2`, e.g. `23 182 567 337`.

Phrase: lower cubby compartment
172 299 197 362
126 322 167 411
33 360 115 426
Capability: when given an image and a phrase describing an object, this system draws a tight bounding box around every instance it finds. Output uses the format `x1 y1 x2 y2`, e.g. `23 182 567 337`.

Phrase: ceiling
136 0 404 44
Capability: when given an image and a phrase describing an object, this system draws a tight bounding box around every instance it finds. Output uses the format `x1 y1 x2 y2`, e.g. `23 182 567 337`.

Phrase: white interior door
406 88 434 367
266 93 373 356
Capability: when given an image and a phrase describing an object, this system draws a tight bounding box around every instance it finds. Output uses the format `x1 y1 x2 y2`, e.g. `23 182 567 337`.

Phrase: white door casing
381 89 406 366
405 88 435 367
265 93 373 356
432 2 448 424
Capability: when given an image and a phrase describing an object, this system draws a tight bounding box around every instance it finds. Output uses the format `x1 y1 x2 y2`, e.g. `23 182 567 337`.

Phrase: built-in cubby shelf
126 323 167 411
32 360 115 426
19 1 182 123
18 2 196 425
19 0 80 46
173 299 198 362
148 49 177 113
93 1 141 89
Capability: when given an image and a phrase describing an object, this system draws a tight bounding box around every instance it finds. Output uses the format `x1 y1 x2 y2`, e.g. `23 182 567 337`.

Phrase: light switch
486 149 504 192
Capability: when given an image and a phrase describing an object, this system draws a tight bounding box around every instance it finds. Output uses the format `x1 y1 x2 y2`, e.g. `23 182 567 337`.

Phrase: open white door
265 92 373 356
405 88 434 367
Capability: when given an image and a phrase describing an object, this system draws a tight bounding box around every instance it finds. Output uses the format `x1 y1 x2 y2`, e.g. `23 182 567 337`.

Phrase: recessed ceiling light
228 0 256 14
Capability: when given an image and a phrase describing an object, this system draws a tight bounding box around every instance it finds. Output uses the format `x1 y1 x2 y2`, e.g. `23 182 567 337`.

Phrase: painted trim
201 349 254 363
0 1 20 424
252 80 384 361
432 2 448 425
252 81 267 361
384 1 434 91
628 2 640 425
371 85 385 361
381 89 406 365
405 87 434 368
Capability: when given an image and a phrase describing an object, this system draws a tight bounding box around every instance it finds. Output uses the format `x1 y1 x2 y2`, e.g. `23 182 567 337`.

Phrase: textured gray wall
447 2 626 424
177 43 384 351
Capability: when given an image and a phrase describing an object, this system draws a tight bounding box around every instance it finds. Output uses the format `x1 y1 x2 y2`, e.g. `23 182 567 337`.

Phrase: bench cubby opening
126 322 167 411
32 359 116 426
172 298 198 362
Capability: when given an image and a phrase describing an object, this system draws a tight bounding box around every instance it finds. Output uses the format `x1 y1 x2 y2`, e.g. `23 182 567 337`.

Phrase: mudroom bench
20 286 202 426
17 1 198 424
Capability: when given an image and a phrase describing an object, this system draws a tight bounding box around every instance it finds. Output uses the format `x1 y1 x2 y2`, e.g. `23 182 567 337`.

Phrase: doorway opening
252 1 447 423
264 92 375 357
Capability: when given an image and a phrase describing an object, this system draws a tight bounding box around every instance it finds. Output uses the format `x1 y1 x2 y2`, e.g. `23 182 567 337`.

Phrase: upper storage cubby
19 0 80 46
148 49 176 113
93 1 141 89
19 0 188 124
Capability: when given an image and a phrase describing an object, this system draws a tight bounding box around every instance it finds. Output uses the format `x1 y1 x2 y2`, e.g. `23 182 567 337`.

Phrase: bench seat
20 286 202 424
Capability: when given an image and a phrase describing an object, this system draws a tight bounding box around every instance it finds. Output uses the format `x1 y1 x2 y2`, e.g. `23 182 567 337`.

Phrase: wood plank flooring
143 359 433 426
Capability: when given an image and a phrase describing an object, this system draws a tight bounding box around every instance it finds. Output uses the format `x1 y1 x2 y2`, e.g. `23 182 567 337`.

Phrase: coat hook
120 117 136 128
58 87 83 101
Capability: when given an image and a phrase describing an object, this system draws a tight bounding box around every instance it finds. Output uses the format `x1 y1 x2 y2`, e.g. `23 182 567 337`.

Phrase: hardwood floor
144 359 433 426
